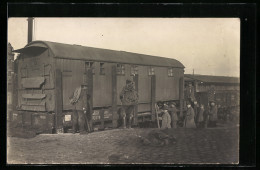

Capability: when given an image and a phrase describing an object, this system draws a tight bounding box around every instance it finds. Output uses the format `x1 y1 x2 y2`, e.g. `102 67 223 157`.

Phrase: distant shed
184 74 240 108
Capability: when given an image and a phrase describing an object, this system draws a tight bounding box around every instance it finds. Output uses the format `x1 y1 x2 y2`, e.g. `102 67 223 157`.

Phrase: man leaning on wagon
120 79 139 129
69 83 90 134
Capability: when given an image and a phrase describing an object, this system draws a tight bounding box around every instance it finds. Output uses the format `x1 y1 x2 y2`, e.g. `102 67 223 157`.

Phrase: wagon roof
15 41 184 68
185 74 240 84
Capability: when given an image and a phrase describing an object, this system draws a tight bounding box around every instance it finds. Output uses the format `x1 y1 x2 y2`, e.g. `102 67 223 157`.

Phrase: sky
8 18 240 77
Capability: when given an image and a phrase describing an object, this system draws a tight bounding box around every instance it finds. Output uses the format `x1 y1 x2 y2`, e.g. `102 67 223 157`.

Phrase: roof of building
14 40 184 68
184 74 240 84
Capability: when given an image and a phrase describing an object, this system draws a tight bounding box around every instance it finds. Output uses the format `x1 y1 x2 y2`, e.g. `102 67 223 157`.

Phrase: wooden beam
55 69 63 133
87 69 93 131
151 75 156 121
111 65 118 128
133 74 138 126
100 109 105 130
179 77 184 118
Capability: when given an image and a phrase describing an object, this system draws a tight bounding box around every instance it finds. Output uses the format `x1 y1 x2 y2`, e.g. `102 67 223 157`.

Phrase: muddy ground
7 122 239 164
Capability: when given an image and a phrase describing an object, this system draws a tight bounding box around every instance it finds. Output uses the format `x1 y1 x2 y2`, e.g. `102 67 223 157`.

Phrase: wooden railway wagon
13 40 185 133
184 74 240 120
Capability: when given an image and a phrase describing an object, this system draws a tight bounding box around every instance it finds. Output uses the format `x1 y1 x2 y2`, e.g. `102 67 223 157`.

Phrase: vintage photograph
7 18 240 164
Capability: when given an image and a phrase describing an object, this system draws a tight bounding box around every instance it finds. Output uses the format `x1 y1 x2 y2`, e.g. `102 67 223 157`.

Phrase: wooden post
179 77 184 118
100 109 105 130
151 75 156 121
133 74 138 126
111 65 118 128
55 69 63 133
87 69 93 131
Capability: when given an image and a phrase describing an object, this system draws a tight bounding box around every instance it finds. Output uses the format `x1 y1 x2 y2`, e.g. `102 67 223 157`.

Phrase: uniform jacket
209 105 218 121
120 83 139 106
168 107 178 122
70 86 87 111
197 107 204 122
184 107 196 128
161 111 171 129
193 104 199 120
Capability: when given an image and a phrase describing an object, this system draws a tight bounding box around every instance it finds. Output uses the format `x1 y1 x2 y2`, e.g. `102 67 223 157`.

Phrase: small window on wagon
85 61 95 74
100 63 105 75
148 66 155 76
130 65 138 76
168 68 174 77
117 64 125 75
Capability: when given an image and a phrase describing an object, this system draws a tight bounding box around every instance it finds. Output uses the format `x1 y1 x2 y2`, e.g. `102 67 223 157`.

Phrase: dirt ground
7 122 239 164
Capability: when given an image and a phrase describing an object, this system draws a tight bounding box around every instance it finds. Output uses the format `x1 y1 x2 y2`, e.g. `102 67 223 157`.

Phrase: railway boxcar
13 41 185 133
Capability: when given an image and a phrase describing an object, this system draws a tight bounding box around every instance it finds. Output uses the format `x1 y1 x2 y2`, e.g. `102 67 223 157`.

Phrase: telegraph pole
27 17 34 43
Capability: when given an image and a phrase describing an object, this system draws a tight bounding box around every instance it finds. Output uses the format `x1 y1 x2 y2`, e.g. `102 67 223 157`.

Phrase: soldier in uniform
161 104 171 129
193 101 199 126
208 101 218 127
196 104 205 128
168 102 178 128
184 102 196 128
120 79 139 128
69 83 89 134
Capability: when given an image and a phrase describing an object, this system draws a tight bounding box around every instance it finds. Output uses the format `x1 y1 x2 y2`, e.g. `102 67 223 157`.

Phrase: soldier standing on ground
196 104 205 128
184 102 196 128
209 101 218 127
161 104 171 129
69 83 89 134
168 102 178 128
203 104 210 128
193 101 199 126
120 79 139 128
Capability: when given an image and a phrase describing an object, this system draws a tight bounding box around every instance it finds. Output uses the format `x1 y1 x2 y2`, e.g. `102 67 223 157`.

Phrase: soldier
196 104 205 128
168 102 178 128
69 83 89 134
193 101 199 126
161 104 171 129
184 102 196 128
208 101 218 127
203 104 210 128
120 79 139 128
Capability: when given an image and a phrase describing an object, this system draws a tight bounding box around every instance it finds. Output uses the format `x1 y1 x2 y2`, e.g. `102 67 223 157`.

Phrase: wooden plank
133 74 138 126
21 100 45 106
55 69 63 133
111 65 118 128
21 77 45 88
21 105 46 111
87 69 93 131
151 75 156 121
22 93 46 99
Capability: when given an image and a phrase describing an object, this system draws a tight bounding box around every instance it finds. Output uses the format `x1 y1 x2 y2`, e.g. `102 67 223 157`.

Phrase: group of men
158 100 218 129
69 80 218 134
69 79 139 134
184 82 218 128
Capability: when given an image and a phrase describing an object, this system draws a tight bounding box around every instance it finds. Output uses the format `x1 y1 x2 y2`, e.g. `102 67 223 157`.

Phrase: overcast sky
8 18 240 77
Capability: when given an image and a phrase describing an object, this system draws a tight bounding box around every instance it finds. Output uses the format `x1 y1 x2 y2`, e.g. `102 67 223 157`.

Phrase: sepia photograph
7 17 240 164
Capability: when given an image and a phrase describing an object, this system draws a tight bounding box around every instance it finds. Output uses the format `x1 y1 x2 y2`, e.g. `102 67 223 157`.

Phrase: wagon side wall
56 57 184 111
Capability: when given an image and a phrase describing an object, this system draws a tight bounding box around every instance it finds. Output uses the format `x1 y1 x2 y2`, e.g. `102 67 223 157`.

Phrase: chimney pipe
27 17 34 44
